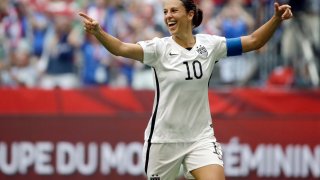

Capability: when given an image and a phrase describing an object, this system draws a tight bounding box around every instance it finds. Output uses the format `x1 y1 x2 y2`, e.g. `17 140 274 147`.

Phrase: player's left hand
274 2 293 20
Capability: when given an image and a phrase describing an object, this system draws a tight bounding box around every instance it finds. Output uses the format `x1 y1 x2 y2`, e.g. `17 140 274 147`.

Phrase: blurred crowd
0 0 319 90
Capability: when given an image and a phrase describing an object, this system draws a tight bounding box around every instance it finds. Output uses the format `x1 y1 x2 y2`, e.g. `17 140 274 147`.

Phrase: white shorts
143 137 223 180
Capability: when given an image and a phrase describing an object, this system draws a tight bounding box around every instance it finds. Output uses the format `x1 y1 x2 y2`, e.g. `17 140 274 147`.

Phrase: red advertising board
0 88 319 180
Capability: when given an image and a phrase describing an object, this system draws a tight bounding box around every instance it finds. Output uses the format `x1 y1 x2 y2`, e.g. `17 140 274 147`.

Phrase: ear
187 10 194 21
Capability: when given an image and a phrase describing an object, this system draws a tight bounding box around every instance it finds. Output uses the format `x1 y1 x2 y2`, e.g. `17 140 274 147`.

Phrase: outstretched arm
79 12 144 62
241 2 293 52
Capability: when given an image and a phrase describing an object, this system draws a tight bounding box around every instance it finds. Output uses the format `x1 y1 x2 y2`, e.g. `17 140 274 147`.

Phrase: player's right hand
78 12 101 35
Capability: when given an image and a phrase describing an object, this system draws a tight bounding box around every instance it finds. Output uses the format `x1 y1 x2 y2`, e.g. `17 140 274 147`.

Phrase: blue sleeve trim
226 38 243 56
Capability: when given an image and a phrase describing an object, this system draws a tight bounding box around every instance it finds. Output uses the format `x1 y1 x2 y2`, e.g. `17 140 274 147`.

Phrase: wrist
272 15 283 23
93 27 103 36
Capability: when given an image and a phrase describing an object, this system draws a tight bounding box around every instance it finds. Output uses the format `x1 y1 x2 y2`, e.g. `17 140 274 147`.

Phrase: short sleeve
137 37 160 67
209 35 227 61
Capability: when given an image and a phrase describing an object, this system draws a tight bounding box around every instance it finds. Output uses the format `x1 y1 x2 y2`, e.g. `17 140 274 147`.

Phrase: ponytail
180 0 203 28
193 8 203 28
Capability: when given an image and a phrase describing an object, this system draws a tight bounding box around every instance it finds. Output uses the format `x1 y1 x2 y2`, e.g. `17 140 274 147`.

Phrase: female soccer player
79 0 292 179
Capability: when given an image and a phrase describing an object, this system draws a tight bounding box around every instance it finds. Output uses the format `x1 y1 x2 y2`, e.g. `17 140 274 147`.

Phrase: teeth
168 22 176 26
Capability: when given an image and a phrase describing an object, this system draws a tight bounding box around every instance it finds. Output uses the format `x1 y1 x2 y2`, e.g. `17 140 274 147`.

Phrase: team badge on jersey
196 45 208 58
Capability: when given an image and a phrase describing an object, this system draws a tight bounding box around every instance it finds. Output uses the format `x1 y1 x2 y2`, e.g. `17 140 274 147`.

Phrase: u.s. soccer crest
196 45 208 58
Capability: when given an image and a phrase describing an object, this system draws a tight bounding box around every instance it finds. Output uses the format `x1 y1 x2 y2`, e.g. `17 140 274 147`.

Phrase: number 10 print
183 61 203 80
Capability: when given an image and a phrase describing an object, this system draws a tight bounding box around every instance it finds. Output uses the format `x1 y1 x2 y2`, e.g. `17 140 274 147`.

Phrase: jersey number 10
183 61 203 80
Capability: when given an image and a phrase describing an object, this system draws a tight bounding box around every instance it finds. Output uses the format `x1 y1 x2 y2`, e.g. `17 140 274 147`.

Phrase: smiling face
163 0 194 36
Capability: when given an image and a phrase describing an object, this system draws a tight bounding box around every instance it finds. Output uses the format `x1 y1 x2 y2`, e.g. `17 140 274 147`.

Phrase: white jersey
138 34 227 143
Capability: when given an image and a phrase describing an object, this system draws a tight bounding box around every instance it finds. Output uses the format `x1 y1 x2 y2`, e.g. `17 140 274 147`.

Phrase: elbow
255 41 265 50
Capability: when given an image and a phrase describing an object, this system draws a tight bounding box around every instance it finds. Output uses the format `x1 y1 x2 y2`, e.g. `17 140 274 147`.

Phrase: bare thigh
190 164 225 180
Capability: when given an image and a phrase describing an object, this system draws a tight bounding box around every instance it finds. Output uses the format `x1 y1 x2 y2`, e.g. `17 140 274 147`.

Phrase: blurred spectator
215 0 257 86
0 0 318 89
79 0 112 86
0 0 8 21
0 0 9 82
144 0 169 36
1 0 32 86
212 0 226 8
86 0 108 32
110 3 138 87
197 0 221 35
86 0 129 87
38 1 82 89
281 0 320 87
217 0 255 37
129 1 164 89
1 39 38 88
29 6 49 60
81 35 110 86
3 0 33 51
97 0 163 88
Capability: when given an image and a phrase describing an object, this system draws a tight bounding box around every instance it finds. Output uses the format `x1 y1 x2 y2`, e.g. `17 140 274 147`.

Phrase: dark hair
180 0 203 28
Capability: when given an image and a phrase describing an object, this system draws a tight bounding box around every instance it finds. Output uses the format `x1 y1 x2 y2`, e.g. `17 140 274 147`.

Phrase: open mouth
168 21 177 29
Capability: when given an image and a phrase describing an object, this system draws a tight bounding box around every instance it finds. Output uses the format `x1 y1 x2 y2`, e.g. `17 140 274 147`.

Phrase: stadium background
0 0 319 179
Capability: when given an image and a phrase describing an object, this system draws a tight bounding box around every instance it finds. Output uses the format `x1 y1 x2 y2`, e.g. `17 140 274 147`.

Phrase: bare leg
190 164 225 180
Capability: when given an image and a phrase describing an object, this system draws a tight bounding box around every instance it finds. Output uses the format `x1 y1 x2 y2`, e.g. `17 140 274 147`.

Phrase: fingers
78 12 93 22
274 3 293 20
83 21 98 32
278 5 292 20
274 3 291 11
282 8 293 20
274 2 280 12
78 12 100 33
278 5 291 12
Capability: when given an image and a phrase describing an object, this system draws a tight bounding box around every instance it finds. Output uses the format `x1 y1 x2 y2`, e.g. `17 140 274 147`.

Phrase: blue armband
226 38 243 56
